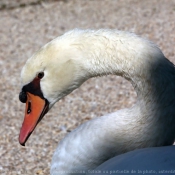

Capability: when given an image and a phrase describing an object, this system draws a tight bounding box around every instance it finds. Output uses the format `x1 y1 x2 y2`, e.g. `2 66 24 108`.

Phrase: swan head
19 36 88 146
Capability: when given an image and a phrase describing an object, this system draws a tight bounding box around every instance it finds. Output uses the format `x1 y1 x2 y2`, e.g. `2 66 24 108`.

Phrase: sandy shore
0 0 175 174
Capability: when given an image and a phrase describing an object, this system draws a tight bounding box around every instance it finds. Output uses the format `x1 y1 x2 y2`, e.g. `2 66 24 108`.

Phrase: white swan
18 29 175 175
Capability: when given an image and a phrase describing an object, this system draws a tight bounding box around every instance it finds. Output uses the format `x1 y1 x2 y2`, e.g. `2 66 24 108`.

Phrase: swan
18 29 175 175
90 146 175 175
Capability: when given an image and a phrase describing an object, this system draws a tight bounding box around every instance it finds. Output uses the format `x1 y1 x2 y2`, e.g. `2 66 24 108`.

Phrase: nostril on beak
27 101 31 114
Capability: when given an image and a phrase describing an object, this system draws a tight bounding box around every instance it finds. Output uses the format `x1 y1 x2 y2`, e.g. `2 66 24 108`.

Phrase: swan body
18 29 175 174
90 146 175 175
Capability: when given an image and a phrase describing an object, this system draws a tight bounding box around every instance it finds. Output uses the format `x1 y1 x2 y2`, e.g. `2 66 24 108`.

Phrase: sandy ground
0 0 175 174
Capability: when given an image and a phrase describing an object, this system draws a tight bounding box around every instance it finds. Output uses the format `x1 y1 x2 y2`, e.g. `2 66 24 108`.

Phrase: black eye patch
19 91 27 103
19 75 45 104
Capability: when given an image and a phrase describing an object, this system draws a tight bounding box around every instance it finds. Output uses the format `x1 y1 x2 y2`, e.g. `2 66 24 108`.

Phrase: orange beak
19 92 49 146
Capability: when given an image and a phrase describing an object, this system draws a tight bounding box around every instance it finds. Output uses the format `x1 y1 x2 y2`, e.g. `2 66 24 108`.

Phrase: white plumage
19 29 175 175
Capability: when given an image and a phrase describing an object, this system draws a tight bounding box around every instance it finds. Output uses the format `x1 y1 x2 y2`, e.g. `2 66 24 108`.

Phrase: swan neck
77 30 175 112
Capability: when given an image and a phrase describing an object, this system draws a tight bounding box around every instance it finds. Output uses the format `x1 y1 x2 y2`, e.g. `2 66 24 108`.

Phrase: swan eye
19 91 27 103
38 72 44 79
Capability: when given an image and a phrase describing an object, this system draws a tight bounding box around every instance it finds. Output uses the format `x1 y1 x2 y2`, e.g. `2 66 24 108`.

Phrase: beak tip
20 143 25 147
19 135 26 147
19 139 26 146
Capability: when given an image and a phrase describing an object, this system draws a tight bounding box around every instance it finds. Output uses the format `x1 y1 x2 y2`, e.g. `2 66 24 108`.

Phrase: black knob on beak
19 91 27 103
